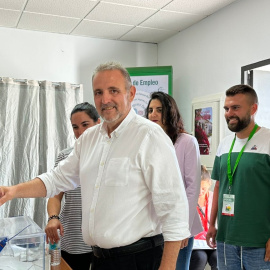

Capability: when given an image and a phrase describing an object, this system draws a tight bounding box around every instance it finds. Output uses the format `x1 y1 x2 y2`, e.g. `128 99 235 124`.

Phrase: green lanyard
227 124 258 192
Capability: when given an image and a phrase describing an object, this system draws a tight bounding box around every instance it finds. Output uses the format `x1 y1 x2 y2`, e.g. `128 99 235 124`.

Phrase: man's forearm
159 240 181 270
209 181 219 226
14 178 47 198
206 181 219 248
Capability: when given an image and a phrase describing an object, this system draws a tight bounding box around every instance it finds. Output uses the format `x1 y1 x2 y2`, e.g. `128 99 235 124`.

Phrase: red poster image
195 107 212 155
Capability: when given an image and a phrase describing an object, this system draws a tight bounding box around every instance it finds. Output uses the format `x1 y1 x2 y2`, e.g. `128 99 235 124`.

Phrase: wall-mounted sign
127 66 172 117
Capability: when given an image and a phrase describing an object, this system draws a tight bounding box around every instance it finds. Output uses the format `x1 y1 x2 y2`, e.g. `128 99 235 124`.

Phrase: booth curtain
0 78 82 228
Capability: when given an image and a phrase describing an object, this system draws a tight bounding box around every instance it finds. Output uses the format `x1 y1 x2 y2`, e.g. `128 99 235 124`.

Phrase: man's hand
0 186 16 206
206 225 217 248
180 238 189 249
264 238 270 261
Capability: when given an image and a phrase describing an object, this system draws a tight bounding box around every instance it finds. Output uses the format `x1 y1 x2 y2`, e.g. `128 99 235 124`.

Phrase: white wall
0 27 157 103
2 0 270 131
158 0 270 132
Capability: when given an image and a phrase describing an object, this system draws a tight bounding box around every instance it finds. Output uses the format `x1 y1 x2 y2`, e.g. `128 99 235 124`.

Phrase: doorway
241 59 270 128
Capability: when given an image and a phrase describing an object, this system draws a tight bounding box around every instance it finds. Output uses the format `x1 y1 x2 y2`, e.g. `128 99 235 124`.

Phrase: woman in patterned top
45 102 100 270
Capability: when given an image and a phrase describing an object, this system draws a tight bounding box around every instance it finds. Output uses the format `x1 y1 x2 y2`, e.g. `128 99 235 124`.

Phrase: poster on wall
194 107 213 155
127 66 172 117
192 100 220 169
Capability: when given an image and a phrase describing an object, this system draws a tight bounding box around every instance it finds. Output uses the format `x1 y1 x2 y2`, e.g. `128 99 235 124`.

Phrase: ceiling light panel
86 2 156 25
163 0 237 16
141 10 205 31
120 26 177 43
18 12 80 34
0 0 26 10
72 20 134 39
0 9 20 27
101 0 172 9
25 0 98 18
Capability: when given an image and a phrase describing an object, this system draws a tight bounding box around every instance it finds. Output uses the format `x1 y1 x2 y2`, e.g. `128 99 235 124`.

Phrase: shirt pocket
105 157 130 186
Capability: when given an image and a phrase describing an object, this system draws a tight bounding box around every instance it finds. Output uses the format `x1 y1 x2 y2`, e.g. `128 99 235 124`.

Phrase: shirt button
100 162 104 166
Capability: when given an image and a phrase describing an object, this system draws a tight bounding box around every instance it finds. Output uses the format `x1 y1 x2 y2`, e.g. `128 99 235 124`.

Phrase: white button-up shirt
39 109 190 249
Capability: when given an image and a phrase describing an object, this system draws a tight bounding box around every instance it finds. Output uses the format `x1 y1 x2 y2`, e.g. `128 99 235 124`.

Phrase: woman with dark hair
146 92 202 270
45 102 100 270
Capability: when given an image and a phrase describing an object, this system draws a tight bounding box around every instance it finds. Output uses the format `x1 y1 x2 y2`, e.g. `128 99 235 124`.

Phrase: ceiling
0 0 237 44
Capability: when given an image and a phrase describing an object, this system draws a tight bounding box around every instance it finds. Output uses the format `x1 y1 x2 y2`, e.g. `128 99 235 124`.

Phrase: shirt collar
100 108 136 138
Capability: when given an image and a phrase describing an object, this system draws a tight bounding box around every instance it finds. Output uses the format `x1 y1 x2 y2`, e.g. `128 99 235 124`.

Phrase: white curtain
0 78 82 228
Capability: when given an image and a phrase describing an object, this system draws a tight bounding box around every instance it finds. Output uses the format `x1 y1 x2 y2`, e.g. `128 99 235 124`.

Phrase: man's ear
129 86 136 102
251 103 258 115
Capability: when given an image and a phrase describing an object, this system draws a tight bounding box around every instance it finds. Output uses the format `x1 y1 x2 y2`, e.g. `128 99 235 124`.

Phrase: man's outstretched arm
0 178 47 206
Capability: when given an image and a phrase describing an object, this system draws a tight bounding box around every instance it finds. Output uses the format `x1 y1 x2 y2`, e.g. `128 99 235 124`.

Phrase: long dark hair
145 92 186 144
71 102 99 122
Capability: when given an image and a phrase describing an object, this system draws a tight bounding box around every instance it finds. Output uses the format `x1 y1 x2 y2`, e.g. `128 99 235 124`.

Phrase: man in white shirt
0 62 190 270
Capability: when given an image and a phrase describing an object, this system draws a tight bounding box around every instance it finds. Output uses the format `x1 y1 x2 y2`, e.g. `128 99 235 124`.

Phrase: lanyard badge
222 194 235 216
222 124 258 217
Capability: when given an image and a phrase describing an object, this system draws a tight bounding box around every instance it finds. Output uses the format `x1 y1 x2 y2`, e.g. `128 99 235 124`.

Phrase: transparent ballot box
0 215 45 270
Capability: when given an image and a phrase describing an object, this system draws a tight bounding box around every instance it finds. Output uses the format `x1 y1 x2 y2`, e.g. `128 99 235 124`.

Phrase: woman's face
71 111 100 139
199 180 211 197
147 99 167 131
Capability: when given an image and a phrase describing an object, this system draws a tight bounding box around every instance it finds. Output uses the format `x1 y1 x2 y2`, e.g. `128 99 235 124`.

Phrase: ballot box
0 215 46 270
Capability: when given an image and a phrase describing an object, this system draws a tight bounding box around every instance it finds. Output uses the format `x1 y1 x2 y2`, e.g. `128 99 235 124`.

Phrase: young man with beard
206 84 270 269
